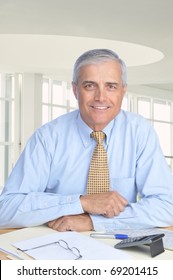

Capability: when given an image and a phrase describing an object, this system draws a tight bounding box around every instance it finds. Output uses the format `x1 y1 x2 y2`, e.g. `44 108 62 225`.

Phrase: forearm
80 191 128 218
0 192 84 228
91 197 173 231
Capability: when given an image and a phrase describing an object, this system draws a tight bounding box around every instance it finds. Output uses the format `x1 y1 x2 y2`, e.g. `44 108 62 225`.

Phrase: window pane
52 84 65 106
0 74 2 97
0 101 4 141
154 122 171 156
11 101 15 142
11 76 15 98
4 100 10 141
52 107 66 119
0 74 16 190
42 82 49 103
0 100 12 142
154 102 170 121
122 96 128 111
68 87 78 108
0 145 4 189
42 105 49 125
138 99 150 118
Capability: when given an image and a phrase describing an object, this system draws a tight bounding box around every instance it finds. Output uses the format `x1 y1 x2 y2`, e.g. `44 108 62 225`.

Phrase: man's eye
85 83 95 89
107 84 118 90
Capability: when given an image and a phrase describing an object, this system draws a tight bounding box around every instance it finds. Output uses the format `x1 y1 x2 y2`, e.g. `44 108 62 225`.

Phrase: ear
72 82 78 100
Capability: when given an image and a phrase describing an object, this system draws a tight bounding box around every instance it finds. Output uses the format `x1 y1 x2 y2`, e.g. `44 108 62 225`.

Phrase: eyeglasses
16 239 82 260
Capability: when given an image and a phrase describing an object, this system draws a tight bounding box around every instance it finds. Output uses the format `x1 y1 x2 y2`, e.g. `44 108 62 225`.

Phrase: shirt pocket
110 177 137 202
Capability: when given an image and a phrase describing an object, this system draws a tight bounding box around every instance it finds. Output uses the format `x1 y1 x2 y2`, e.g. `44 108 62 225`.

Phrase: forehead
78 60 122 81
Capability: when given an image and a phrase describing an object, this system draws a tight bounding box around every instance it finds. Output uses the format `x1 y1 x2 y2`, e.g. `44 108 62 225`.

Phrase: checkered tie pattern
87 131 110 194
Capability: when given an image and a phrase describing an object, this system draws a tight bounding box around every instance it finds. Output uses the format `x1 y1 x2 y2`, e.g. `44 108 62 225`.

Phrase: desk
0 229 21 260
0 226 173 260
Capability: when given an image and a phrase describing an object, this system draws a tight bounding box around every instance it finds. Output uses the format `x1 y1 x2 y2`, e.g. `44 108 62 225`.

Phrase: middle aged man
0 49 173 232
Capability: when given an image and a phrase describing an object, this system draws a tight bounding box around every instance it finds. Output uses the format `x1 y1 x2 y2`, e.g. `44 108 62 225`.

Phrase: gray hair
72 49 127 87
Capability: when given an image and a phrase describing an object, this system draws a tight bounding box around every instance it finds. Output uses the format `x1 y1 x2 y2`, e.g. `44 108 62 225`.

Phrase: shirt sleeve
91 122 173 231
0 130 84 228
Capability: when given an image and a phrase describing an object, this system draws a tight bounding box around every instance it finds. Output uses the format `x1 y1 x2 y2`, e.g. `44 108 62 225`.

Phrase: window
0 74 15 189
42 79 78 124
121 95 128 111
137 98 151 119
153 101 172 167
137 96 173 170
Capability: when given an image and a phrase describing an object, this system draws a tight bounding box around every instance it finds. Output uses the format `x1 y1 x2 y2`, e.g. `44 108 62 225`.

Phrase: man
0 49 173 231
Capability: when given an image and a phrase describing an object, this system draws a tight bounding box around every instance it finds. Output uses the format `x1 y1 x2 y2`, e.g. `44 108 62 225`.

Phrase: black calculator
114 233 165 257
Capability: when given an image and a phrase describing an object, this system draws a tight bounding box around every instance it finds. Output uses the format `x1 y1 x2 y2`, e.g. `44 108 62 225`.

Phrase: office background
0 0 173 191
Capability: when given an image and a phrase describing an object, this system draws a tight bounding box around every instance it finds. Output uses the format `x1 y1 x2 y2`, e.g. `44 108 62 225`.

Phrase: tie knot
91 131 105 144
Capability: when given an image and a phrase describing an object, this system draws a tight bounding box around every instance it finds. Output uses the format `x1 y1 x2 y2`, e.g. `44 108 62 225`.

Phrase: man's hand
48 191 128 232
80 191 128 218
48 213 93 232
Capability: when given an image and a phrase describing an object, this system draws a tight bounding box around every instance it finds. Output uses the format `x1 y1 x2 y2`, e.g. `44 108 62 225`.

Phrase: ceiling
0 0 173 97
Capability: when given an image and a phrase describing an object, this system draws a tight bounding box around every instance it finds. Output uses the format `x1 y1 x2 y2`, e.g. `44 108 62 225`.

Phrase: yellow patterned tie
87 131 110 194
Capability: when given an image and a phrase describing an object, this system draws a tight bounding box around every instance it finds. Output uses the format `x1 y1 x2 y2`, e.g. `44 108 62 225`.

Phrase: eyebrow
106 82 119 86
82 81 95 85
81 81 119 86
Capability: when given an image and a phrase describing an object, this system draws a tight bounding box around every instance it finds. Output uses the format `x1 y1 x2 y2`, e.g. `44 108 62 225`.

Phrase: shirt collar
77 112 115 147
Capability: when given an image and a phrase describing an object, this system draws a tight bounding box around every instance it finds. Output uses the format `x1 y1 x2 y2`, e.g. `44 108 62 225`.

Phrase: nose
94 87 106 102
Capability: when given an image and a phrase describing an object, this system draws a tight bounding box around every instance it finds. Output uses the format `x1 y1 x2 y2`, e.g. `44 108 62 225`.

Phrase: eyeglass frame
16 239 82 260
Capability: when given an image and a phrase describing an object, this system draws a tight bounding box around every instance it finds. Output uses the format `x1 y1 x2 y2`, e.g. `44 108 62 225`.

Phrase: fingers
80 191 128 218
48 216 74 231
102 202 125 218
48 219 64 231
48 214 93 232
102 193 128 217
48 217 73 231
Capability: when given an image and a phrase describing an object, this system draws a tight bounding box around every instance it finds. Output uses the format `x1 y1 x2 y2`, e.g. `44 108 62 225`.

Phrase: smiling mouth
91 106 110 110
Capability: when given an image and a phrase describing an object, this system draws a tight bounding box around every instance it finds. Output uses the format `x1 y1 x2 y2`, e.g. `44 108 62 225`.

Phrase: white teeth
93 106 108 109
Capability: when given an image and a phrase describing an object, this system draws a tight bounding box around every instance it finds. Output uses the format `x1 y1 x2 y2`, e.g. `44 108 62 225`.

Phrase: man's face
72 60 127 131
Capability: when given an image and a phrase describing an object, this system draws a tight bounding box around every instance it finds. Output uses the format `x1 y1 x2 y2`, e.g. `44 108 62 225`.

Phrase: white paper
12 231 132 260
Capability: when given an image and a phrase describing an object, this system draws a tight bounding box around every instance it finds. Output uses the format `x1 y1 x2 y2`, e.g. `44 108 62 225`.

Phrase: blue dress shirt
0 110 173 230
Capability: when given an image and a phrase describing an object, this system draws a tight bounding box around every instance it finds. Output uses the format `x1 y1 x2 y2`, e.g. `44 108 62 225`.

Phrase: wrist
80 195 87 212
